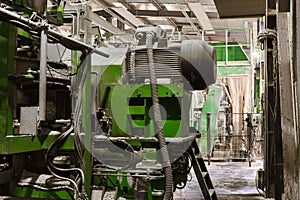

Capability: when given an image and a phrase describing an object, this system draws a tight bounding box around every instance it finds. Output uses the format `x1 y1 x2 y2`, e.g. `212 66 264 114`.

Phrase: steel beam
111 7 144 27
188 3 215 34
148 0 178 29
128 9 194 18
93 0 151 26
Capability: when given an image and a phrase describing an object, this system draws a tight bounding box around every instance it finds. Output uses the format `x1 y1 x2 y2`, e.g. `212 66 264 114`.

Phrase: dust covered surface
174 160 270 199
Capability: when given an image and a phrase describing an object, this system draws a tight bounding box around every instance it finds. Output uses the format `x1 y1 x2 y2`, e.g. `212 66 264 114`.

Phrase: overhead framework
187 2 215 34
90 0 257 43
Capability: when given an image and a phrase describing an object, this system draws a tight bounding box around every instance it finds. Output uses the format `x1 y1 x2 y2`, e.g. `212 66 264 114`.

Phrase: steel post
39 26 47 121
225 29 228 65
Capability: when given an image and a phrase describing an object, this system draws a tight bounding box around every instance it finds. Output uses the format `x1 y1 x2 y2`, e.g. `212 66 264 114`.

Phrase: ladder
189 142 218 200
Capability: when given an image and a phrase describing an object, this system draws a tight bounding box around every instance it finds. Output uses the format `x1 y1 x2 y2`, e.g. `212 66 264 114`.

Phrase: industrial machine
0 1 217 199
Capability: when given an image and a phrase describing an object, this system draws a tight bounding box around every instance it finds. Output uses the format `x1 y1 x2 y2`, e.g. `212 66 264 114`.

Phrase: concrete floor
0 160 270 200
174 160 269 200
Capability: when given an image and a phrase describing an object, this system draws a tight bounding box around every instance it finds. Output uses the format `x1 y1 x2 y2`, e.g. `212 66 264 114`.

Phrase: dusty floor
0 160 270 200
174 159 268 200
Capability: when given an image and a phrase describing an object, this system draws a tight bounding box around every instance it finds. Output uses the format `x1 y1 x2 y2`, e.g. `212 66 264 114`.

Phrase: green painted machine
0 1 217 199
89 26 217 199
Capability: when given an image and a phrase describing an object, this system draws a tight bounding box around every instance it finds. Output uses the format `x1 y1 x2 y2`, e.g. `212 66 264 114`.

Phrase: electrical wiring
45 126 85 199
108 139 135 170
72 58 91 192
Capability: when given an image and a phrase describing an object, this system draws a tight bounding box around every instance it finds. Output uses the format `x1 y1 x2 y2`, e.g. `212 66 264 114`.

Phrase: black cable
45 126 84 199
108 139 135 170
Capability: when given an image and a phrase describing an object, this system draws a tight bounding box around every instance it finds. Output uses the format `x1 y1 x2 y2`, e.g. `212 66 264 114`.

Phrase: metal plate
19 107 38 135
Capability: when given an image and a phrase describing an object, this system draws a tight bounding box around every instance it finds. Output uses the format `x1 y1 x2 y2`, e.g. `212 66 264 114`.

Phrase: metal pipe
92 173 164 179
207 112 211 166
225 29 229 65
198 111 201 133
39 26 47 121
94 135 195 143
247 113 252 167
249 28 255 111
182 27 252 33
201 30 205 41
47 29 109 57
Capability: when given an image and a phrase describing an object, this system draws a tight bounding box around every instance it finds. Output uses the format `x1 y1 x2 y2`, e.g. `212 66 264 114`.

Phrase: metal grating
128 47 182 82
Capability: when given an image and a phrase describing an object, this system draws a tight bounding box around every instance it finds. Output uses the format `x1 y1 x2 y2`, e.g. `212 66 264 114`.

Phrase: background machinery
0 1 217 199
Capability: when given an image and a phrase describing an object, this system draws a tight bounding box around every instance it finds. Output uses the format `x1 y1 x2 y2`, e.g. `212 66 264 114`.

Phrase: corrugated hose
146 32 173 200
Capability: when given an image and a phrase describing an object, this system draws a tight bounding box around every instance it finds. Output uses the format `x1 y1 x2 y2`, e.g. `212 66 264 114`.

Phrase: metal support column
39 26 47 122
296 0 300 197
262 0 284 198
277 0 299 199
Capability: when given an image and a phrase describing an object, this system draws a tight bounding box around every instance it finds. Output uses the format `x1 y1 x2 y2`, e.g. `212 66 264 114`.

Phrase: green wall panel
0 21 15 153
217 66 251 76
210 42 248 61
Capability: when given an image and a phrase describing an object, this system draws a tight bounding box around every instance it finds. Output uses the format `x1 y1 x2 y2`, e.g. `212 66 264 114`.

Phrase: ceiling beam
92 0 132 34
127 9 219 19
111 7 144 27
128 9 195 18
91 12 134 42
93 0 110 9
176 2 200 36
92 0 149 27
117 0 153 25
188 2 215 34
147 0 178 29
91 13 125 34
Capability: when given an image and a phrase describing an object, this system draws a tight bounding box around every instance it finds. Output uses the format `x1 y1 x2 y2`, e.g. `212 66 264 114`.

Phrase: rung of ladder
189 146 218 200
202 172 208 178
209 189 215 196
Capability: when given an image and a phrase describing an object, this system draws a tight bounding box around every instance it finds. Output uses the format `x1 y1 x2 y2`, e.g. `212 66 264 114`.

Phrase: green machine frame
0 2 218 199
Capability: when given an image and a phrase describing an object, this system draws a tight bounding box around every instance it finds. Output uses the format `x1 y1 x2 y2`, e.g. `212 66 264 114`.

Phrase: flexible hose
146 32 173 200
45 126 82 199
